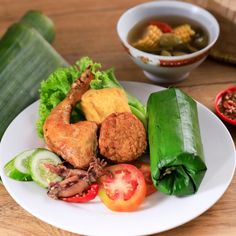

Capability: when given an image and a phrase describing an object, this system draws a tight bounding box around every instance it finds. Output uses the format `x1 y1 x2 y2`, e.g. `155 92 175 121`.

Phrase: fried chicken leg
43 67 98 169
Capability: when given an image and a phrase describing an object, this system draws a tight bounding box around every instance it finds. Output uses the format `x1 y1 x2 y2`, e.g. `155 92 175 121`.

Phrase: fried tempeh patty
99 112 147 162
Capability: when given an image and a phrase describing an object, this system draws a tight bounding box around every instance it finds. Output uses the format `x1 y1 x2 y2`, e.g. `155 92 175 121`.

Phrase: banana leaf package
147 88 207 196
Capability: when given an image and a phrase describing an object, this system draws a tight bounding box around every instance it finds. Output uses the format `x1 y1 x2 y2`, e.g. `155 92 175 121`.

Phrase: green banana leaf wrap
147 88 207 196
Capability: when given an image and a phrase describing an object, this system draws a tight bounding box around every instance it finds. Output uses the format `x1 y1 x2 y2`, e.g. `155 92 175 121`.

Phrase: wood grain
0 0 235 235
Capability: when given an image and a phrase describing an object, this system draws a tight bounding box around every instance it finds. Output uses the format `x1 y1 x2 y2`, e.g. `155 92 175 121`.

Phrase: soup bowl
117 1 219 83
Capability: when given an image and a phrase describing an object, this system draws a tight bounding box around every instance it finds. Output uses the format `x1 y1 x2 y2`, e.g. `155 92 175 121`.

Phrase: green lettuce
37 57 147 138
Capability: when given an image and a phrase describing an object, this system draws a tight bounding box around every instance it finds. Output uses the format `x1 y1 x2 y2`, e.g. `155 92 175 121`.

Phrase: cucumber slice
29 148 62 188
4 149 36 181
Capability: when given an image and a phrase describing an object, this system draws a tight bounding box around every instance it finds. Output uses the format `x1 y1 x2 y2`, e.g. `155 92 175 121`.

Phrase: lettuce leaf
37 57 98 137
37 57 147 138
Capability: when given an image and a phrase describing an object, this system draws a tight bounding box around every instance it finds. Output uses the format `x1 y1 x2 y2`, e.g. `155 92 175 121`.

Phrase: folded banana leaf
147 88 207 196
19 10 55 43
0 11 67 183
0 11 68 139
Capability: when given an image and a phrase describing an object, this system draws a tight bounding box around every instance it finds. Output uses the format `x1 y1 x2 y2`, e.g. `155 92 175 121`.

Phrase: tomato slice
98 164 146 212
134 161 157 196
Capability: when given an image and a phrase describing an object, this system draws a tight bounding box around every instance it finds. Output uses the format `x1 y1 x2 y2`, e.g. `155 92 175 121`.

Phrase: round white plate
0 82 235 236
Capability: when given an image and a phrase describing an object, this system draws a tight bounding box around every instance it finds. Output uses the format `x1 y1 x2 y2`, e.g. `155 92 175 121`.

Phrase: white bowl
117 1 219 83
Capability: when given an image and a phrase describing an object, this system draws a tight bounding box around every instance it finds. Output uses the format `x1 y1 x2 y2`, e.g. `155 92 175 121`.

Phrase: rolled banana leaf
147 88 207 196
19 10 55 43
0 11 67 183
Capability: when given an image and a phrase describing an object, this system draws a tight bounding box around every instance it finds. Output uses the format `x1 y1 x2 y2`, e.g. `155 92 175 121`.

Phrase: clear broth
128 16 209 56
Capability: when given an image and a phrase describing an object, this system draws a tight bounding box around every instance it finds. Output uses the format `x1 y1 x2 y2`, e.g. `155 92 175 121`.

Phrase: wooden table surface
0 0 235 235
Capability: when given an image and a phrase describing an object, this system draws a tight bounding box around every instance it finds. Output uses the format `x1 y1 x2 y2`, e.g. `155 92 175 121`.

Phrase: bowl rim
117 0 220 61
214 86 236 126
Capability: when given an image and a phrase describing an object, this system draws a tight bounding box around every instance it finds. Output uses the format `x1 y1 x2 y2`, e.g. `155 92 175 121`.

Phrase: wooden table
0 0 235 235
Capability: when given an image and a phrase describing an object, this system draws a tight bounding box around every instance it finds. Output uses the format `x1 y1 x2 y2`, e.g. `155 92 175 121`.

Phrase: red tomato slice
134 161 157 196
149 21 173 33
98 164 146 212
61 183 99 203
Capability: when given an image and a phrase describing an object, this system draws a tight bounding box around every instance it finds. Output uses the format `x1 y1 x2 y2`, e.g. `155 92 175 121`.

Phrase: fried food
99 112 147 162
47 158 106 199
43 68 98 169
80 88 131 124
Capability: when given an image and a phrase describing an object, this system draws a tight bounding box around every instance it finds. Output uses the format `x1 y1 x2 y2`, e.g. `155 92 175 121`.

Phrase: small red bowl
214 86 236 125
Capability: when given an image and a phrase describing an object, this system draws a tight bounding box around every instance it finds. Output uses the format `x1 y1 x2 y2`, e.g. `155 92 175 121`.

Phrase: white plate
0 82 235 236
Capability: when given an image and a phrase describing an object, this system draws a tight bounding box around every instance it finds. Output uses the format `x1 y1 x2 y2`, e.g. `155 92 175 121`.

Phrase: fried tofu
80 88 131 124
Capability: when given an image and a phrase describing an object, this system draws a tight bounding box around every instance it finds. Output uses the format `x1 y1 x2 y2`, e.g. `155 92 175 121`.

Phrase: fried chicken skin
43 68 98 169
99 112 147 162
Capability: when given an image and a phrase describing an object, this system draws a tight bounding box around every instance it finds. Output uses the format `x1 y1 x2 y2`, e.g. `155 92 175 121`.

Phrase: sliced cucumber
4 149 36 181
29 148 62 188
